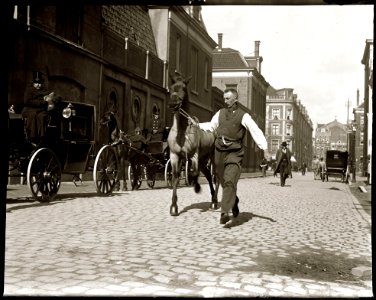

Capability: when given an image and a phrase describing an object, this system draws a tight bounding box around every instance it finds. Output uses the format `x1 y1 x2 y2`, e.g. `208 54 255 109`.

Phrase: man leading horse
191 88 270 226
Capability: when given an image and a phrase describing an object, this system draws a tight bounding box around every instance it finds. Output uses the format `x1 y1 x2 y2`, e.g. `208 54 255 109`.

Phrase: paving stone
351 266 372 277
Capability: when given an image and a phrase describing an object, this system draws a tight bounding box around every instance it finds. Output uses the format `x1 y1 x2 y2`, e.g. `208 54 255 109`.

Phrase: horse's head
100 111 117 127
169 73 191 112
110 128 131 147
45 92 62 110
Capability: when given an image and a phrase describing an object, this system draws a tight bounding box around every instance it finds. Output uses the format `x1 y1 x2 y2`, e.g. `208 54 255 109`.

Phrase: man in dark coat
21 71 50 144
274 141 292 187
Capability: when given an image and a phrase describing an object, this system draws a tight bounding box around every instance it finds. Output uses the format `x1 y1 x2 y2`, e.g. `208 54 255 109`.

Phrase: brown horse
167 73 219 216
99 111 129 191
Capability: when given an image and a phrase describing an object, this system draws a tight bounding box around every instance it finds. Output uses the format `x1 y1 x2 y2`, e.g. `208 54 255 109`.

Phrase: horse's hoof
194 183 201 193
211 202 219 210
170 206 179 216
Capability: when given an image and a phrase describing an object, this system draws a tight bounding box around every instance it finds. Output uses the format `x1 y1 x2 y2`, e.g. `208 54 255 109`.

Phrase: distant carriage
323 150 348 182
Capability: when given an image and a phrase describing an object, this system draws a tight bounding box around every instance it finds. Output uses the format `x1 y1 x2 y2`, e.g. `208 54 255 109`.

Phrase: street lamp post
351 123 356 183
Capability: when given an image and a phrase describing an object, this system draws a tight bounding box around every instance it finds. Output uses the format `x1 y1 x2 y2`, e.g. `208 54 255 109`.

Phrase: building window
191 47 198 92
272 108 279 119
321 128 326 133
286 124 291 135
132 96 141 123
56 5 83 45
272 124 279 135
286 108 292 120
271 140 279 152
175 35 181 72
360 132 364 145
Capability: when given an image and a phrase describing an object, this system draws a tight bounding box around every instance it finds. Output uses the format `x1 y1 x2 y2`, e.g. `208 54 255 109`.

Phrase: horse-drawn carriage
95 111 196 193
8 99 96 201
322 150 349 182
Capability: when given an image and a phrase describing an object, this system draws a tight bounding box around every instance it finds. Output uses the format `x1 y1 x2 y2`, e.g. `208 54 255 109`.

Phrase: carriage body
8 101 95 201
324 150 348 182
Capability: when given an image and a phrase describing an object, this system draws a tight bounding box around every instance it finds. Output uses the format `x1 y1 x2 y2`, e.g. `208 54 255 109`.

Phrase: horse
167 73 219 216
99 111 129 191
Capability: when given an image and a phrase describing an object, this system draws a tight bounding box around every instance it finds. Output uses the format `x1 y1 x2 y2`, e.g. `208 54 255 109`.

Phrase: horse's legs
119 157 127 191
170 153 181 216
191 153 201 193
200 161 219 210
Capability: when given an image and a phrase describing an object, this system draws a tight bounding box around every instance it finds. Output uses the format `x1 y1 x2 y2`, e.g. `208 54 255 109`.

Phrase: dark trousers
215 148 243 214
279 160 289 186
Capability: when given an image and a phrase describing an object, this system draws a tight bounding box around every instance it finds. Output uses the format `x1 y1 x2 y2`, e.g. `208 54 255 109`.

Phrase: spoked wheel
185 159 194 186
164 158 172 188
27 148 61 202
128 165 142 190
93 145 119 195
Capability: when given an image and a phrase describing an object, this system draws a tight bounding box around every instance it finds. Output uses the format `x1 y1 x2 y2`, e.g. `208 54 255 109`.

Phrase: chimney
218 33 223 50
357 88 359 106
254 41 260 57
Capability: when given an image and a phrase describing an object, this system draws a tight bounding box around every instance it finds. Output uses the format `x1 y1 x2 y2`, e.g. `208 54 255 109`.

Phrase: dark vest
215 105 246 151
217 106 246 141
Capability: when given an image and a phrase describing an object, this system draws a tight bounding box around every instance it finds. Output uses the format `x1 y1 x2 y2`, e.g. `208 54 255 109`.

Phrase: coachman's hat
33 71 44 83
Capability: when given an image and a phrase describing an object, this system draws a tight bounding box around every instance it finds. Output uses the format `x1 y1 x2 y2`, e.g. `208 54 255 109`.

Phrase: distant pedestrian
274 141 292 187
301 162 307 175
318 157 327 182
312 156 320 180
260 157 268 177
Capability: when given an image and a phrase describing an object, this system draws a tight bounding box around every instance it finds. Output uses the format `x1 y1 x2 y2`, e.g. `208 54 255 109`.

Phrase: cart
324 150 348 182
8 101 95 201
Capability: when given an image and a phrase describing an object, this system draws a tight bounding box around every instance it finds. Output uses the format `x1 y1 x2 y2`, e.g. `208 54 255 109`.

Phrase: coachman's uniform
22 86 50 141
198 103 268 215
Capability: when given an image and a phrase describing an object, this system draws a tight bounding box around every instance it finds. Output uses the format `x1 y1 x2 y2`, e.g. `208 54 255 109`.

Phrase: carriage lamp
62 103 76 118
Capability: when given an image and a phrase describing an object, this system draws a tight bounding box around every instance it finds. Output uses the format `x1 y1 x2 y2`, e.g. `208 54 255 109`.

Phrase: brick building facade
8 5 167 149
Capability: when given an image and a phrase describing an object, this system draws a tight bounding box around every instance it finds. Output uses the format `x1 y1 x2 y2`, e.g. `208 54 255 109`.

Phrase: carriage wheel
164 159 173 188
93 145 119 195
128 165 142 190
27 148 61 202
185 159 194 186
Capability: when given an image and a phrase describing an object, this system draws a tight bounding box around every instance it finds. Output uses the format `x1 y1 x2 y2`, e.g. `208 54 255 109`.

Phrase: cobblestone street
3 172 373 297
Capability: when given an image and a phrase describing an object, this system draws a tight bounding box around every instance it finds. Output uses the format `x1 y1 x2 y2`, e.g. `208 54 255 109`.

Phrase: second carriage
93 116 196 194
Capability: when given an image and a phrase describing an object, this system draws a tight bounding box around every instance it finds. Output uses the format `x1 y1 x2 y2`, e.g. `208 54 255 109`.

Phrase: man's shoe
220 213 231 225
232 196 239 218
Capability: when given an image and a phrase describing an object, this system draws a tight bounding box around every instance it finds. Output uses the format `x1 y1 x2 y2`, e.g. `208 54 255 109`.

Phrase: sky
201 4 374 129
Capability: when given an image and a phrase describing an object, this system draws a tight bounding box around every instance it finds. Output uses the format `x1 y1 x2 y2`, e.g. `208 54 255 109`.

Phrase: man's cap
135 127 141 132
281 141 287 146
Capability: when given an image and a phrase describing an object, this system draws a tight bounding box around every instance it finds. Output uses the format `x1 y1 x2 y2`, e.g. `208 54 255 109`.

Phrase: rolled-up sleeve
241 113 268 151
198 111 219 132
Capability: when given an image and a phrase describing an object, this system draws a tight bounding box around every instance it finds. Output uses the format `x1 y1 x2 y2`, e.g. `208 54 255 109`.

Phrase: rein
178 107 191 120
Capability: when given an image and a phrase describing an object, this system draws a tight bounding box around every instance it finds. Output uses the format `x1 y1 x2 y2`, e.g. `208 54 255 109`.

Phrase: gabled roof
326 119 346 130
213 48 249 69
